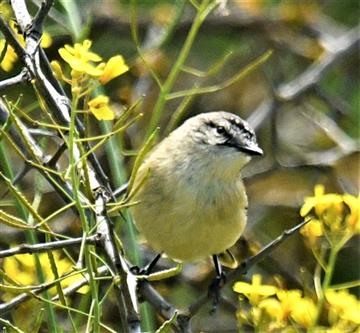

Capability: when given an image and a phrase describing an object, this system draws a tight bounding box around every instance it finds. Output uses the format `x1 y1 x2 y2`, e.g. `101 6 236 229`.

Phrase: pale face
184 111 263 179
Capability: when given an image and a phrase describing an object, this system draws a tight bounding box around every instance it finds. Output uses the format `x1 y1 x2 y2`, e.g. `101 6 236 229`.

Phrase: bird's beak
241 142 263 156
224 137 263 156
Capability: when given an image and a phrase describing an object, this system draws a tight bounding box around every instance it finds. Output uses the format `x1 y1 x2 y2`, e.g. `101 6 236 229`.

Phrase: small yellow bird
130 111 263 283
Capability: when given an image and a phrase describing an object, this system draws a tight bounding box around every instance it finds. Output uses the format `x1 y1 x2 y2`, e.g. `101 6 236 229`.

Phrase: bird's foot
130 265 146 275
208 271 226 314
129 263 155 276
130 253 162 276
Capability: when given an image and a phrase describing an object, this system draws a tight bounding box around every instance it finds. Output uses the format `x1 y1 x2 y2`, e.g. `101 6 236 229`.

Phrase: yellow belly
131 175 248 261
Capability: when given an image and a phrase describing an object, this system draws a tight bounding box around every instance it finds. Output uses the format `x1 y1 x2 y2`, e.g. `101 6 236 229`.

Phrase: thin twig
0 69 31 90
0 234 103 259
277 27 359 101
187 218 312 318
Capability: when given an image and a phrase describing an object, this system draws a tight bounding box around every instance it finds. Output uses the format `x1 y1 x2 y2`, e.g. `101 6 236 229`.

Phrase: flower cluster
1 251 88 302
326 289 360 330
300 184 359 247
51 39 129 120
234 275 317 331
234 274 359 332
233 185 359 332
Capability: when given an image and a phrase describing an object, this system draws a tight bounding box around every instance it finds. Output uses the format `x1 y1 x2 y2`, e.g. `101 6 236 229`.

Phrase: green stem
0 143 58 332
314 244 340 325
146 0 218 137
68 97 100 333
59 0 82 39
100 121 141 265
101 121 156 331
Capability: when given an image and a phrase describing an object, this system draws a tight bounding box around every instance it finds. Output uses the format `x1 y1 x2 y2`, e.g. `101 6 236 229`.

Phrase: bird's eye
216 126 226 135
244 132 253 140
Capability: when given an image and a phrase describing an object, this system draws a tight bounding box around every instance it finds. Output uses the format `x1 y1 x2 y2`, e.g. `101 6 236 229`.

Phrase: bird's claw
130 265 144 275
208 272 226 314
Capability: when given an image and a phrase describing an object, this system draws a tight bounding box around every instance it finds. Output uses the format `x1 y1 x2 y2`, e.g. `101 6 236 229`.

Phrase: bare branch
31 0 55 36
94 189 141 332
0 265 109 314
138 281 177 320
0 69 31 90
0 234 103 259
1 1 137 326
187 219 311 318
277 27 360 101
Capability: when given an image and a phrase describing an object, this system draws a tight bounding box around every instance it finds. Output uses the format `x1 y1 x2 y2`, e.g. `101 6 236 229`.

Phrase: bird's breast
132 169 248 261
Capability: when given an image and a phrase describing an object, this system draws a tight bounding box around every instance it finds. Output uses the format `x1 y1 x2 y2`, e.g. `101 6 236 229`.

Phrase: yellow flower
300 185 343 218
326 289 360 325
290 297 317 328
326 325 353 333
258 297 284 322
300 219 323 245
51 60 67 81
300 185 359 245
233 274 277 305
59 39 104 76
41 32 53 48
2 251 88 300
0 39 18 72
63 39 102 62
276 290 303 319
259 289 316 328
88 95 115 120
99 55 129 85
343 194 360 233
0 2 12 18
57 39 129 87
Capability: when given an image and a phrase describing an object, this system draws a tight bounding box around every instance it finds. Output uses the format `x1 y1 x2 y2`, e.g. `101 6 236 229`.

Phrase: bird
129 111 263 294
130 111 263 304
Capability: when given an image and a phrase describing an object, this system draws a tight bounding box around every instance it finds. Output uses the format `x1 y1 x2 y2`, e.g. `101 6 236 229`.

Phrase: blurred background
0 0 359 332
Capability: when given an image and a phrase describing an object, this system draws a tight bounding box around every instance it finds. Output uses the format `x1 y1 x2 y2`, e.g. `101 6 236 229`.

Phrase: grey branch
187 218 311 319
0 265 109 314
0 234 103 259
94 189 141 332
1 1 140 330
277 27 360 101
0 69 31 90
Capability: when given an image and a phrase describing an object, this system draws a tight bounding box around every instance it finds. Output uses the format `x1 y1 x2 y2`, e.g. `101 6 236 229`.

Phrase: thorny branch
0 234 103 259
0 265 110 314
0 216 311 333
0 1 140 332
